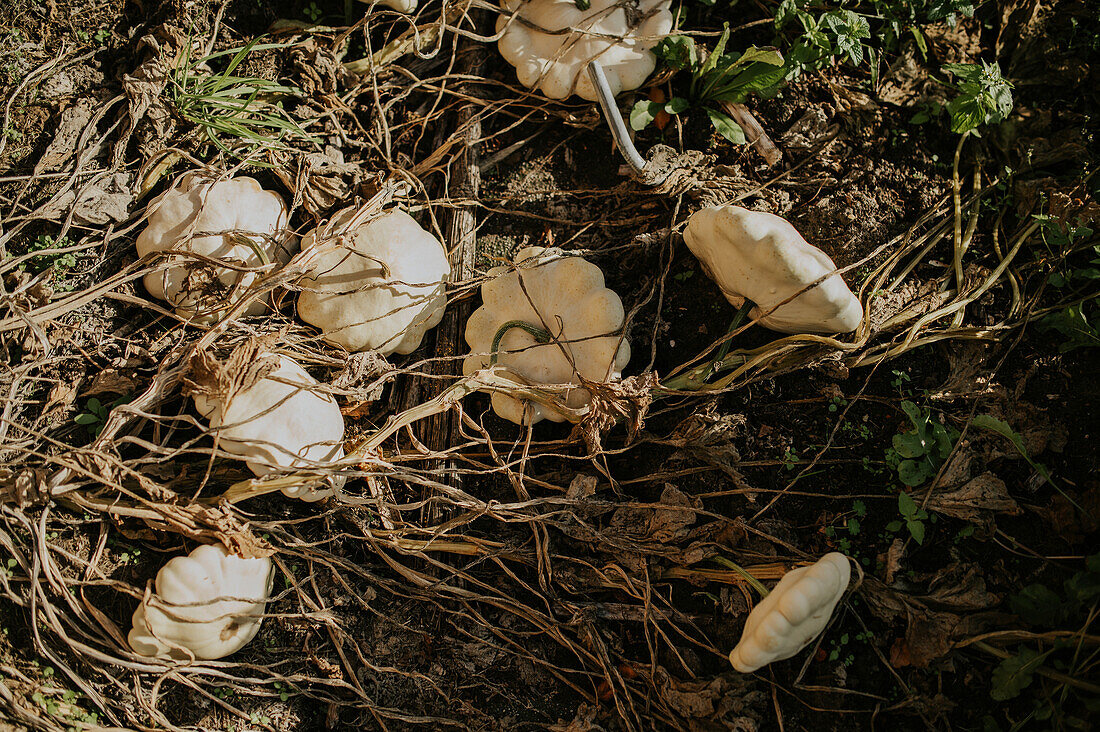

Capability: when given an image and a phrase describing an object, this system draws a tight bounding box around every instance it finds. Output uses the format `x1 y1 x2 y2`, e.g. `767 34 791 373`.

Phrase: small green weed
1033 214 1099 352
986 555 1100 727
168 37 319 162
780 447 800 471
884 401 957 487
74 395 131 438
886 492 931 544
777 3 871 79
943 61 1013 136
22 235 77 277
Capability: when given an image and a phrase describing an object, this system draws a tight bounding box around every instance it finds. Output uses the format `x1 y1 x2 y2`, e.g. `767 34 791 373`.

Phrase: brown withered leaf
863 569 1001 667
115 25 186 164
665 406 754 495
182 336 281 405
1031 485 1100 545
139 501 274 559
0 468 49 508
549 703 603 732
45 379 81 415
82 368 137 397
575 371 657 453
331 350 392 407
923 472 1020 525
273 149 368 221
35 99 95 175
883 538 905 584
648 484 702 543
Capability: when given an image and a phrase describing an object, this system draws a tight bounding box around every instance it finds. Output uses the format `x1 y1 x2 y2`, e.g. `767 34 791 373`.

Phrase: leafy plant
884 401 957 487
1034 215 1100 351
990 647 1049 702
168 37 319 162
886 491 929 544
870 0 974 56
630 25 786 144
943 61 1013 135
22 235 77 274
74 395 131 438
776 3 871 79
986 556 1100 725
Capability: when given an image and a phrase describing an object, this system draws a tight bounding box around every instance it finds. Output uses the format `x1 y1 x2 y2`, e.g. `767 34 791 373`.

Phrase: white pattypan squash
683 205 864 335
135 174 294 320
297 209 451 355
128 544 274 661
357 0 417 11
192 354 345 502
463 247 630 425
497 0 673 101
729 552 851 673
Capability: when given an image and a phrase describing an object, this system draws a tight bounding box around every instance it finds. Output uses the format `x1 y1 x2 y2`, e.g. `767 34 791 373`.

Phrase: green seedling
74 395 131 438
776 2 871 79
884 401 957 487
943 61 1013 136
886 492 929 544
983 555 1100 726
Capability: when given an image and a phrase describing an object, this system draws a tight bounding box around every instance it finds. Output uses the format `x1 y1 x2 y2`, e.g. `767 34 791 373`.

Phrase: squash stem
706 300 754 379
712 556 770 598
587 60 647 176
660 300 755 392
490 320 553 365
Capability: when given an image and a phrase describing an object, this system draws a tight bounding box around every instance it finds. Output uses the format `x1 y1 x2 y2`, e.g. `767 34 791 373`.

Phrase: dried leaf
0 468 49 508
331 350 392 406
35 100 95 175
883 538 905 584
576 371 657 453
648 484 702 543
566 475 599 500
82 369 137 397
182 337 281 405
924 472 1020 524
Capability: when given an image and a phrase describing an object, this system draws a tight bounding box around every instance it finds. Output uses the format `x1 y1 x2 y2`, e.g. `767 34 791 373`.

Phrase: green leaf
898 459 930 486
1010 584 1064 627
629 100 660 131
655 36 697 71
911 26 928 59
900 400 925 429
893 432 927 459
87 398 102 413
698 23 732 80
665 97 690 115
885 520 903 532
733 46 785 69
944 61 1013 135
930 423 954 458
1064 570 1100 606
898 492 919 519
907 519 925 544
990 648 1046 701
706 108 747 144
74 413 99 426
